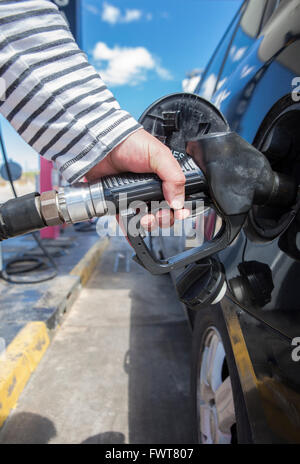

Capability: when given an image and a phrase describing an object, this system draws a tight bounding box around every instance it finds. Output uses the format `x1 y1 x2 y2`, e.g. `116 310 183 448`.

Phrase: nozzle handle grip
101 154 208 211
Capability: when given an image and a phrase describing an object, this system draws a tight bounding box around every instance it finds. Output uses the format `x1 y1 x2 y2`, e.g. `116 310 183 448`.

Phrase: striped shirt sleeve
0 0 142 183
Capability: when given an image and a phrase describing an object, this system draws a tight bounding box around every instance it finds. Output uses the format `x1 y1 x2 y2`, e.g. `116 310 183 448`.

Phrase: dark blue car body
169 0 300 443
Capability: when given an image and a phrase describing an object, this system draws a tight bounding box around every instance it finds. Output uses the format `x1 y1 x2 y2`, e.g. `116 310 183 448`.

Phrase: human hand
85 128 190 229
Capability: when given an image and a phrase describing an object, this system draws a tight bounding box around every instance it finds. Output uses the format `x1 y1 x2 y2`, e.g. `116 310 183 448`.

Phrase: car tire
191 305 253 444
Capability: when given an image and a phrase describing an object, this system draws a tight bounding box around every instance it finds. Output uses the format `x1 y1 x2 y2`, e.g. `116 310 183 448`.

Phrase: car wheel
191 306 252 444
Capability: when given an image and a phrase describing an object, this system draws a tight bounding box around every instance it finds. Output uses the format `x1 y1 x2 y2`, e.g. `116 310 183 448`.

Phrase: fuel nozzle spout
261 171 297 208
186 131 298 217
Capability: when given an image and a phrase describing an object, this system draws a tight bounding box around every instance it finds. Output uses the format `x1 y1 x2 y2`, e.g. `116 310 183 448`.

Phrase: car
159 0 300 444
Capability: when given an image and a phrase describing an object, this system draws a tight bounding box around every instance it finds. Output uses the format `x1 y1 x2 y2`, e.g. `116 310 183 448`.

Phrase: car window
197 0 283 101
215 0 271 94
196 2 245 101
240 0 268 38
260 0 282 31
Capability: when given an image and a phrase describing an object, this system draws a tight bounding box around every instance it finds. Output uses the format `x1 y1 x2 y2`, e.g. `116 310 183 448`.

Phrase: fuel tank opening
246 101 300 242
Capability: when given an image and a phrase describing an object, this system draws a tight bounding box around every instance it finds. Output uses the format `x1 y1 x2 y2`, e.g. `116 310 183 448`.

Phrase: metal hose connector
57 181 108 224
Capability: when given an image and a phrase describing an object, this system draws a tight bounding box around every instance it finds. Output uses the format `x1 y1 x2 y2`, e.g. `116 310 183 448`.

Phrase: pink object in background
39 157 60 239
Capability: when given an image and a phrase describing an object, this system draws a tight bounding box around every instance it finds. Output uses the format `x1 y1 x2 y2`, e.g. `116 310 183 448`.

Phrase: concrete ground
0 237 194 444
0 224 102 346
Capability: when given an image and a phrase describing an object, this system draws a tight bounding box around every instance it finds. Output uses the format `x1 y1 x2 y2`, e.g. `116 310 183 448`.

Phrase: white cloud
230 45 247 62
123 9 142 23
93 42 172 86
201 73 217 101
182 75 201 93
85 4 100 15
216 77 227 91
240 64 255 79
214 88 231 109
102 2 121 24
155 63 172 80
101 2 150 24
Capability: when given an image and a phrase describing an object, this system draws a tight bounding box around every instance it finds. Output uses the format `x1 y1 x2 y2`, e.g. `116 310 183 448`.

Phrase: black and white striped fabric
0 0 141 183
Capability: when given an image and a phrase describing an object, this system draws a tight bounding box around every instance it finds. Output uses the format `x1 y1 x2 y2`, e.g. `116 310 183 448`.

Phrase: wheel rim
197 327 236 444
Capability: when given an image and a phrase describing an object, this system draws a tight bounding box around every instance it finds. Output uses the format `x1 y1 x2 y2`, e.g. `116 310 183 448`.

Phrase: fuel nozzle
0 93 298 283
38 132 296 231
0 131 297 265
186 131 297 218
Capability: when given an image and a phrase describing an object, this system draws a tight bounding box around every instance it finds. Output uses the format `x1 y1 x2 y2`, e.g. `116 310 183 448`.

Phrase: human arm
0 0 186 223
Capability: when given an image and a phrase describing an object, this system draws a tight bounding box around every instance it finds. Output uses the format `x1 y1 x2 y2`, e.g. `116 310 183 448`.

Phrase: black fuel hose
0 124 58 284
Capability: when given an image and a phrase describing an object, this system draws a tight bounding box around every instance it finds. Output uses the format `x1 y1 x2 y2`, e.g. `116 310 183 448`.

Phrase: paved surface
0 237 193 444
0 224 101 346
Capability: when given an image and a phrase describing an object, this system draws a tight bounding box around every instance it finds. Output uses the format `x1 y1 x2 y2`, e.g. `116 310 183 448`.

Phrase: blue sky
1 0 242 173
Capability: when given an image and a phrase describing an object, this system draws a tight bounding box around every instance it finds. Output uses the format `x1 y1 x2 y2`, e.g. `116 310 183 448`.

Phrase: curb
70 238 109 286
0 237 109 428
0 322 49 428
